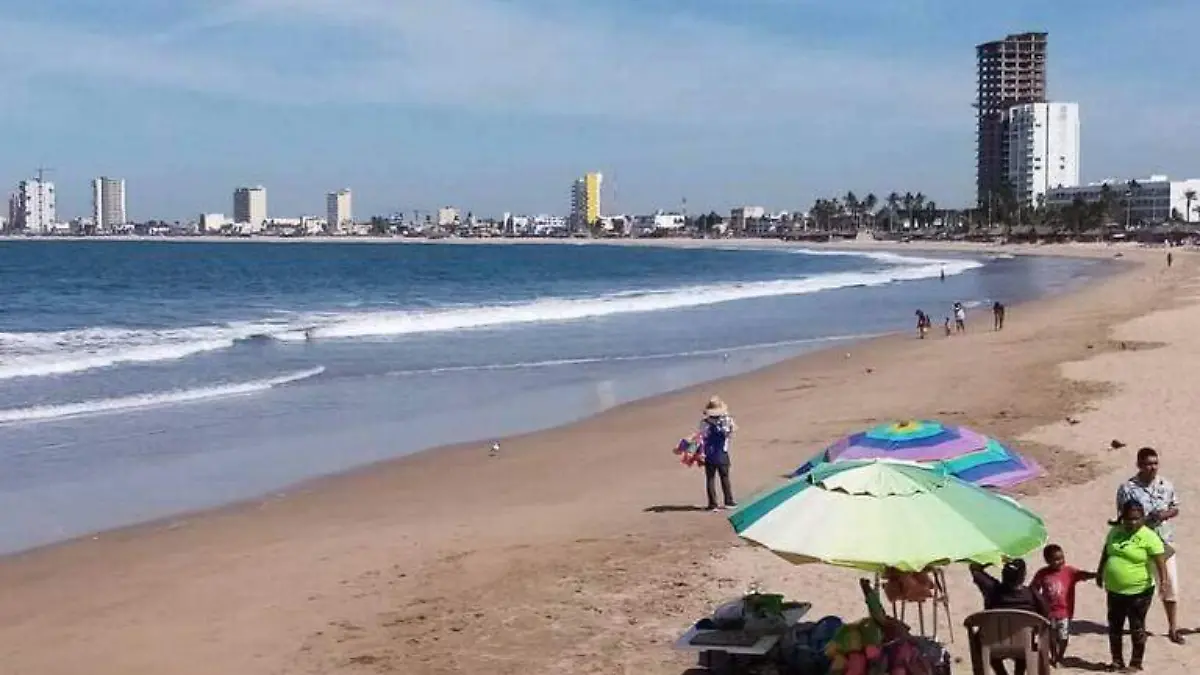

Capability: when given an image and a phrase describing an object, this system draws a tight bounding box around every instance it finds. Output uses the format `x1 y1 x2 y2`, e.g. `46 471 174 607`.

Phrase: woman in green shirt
1098 500 1168 671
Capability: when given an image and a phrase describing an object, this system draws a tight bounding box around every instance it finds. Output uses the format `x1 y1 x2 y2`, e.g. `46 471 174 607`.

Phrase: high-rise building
233 186 268 227
91 177 127 231
1006 102 1080 205
436 206 460 227
975 32 1048 207
326 189 353 233
9 179 56 233
570 172 603 229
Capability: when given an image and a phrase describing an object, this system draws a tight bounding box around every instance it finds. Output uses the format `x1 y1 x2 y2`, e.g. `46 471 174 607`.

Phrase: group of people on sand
915 301 1004 340
969 447 1182 673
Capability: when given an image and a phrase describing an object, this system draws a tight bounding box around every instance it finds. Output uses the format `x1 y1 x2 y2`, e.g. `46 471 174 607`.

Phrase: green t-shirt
1103 525 1165 595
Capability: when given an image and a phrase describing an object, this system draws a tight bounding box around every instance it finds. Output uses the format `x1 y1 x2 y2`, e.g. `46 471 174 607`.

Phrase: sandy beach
0 242 1194 674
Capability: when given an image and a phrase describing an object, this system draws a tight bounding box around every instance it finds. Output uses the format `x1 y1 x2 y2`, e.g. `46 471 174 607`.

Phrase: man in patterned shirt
1116 447 1184 644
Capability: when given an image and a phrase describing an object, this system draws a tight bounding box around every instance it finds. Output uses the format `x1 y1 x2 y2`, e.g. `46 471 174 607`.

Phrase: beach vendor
699 396 737 511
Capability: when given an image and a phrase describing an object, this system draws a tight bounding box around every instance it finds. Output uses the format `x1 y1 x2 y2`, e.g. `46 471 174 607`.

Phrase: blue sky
0 0 1196 221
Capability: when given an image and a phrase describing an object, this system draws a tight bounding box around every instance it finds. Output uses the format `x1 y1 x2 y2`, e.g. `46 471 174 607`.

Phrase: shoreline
0 247 1112 559
0 243 1176 674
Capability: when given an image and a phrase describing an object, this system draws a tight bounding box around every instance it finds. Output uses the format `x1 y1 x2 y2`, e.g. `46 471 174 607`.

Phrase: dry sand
0 243 1193 674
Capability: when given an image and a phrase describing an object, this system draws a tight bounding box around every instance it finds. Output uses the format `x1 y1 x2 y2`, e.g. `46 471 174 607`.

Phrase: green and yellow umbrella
729 459 1046 572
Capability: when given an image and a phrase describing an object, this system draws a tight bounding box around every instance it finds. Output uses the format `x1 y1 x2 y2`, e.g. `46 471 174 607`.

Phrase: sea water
0 240 1110 553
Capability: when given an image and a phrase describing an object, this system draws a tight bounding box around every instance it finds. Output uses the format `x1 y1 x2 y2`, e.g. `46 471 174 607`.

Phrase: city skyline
0 2 1196 220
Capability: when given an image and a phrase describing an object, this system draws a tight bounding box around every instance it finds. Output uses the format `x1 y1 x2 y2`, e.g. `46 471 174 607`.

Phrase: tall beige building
233 186 268 227
92 177 127 231
326 189 353 233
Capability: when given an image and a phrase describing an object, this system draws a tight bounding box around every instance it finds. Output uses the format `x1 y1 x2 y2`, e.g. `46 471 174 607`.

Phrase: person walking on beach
953 303 967 333
1099 500 1169 670
1116 446 1184 644
915 310 930 339
1167 251 1173 268
699 396 737 511
993 301 1006 331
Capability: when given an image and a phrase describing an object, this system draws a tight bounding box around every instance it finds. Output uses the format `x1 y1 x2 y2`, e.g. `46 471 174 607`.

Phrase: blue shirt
700 415 735 464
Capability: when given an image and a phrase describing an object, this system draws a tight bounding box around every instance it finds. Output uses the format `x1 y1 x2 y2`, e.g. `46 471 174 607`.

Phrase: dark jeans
1107 588 1153 666
705 462 734 508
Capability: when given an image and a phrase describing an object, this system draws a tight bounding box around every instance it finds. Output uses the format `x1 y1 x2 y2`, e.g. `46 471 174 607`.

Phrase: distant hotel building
233 186 268 227
437 206 460 227
976 32 1048 207
91 177 127 232
1006 102 1079 205
8 179 56 233
1046 175 1200 225
326 189 353 233
570 172 603 229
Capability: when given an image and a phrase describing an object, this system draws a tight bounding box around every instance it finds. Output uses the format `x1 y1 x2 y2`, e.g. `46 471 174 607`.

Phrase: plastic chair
963 609 1051 675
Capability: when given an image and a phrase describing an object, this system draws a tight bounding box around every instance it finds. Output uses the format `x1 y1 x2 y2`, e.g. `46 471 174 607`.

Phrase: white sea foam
0 367 325 425
0 248 983 377
281 255 982 340
0 322 289 381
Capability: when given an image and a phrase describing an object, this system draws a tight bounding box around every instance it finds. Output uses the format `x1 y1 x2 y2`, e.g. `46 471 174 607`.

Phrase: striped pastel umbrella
791 420 1042 489
730 459 1048 572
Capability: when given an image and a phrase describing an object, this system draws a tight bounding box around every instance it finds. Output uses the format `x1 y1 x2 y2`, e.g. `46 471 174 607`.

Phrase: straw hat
704 396 729 417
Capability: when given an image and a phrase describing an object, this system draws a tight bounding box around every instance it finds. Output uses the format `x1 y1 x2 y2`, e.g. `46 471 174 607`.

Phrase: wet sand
0 243 1190 674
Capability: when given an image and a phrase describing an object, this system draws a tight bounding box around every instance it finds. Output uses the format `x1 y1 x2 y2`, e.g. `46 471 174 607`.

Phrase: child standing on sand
1032 544 1097 665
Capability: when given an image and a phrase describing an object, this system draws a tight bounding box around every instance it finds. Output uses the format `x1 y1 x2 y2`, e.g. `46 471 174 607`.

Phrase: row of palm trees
804 183 1200 236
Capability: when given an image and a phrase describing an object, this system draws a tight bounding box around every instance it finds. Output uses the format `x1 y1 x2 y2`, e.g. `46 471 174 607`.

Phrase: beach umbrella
791 420 1042 489
730 459 1047 572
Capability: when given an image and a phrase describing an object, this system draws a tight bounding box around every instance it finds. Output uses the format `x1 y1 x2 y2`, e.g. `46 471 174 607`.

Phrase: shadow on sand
644 505 710 513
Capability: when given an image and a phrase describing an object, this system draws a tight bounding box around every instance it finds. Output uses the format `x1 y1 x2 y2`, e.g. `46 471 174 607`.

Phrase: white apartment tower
1006 102 1080 205
8 179 56 233
233 186 268 227
326 189 353 233
92 177 127 231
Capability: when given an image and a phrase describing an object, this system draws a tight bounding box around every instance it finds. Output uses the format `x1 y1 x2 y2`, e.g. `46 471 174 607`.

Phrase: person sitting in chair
969 559 1049 675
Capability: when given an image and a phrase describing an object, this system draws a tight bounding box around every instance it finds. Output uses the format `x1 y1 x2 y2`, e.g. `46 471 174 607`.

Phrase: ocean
0 240 1110 553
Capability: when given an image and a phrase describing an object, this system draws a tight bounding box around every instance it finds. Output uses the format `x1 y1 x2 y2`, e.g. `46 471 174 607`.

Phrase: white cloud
0 0 970 130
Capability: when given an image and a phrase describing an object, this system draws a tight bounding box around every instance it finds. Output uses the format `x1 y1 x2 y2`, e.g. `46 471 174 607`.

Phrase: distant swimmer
940 267 946 282
303 327 315 341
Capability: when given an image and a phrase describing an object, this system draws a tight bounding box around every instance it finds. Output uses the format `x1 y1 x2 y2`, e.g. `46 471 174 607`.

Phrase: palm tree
863 193 878 229
901 192 915 230
912 193 927 228
925 200 938 231
844 192 860 230
1185 189 1197 223
886 192 900 232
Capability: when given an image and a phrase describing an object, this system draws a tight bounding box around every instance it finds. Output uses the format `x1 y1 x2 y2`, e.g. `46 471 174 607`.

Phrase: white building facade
1006 102 1080 205
233 186 268 227
326 189 353 233
91 177 127 231
1045 175 1200 225
437 207 460 227
9 180 56 233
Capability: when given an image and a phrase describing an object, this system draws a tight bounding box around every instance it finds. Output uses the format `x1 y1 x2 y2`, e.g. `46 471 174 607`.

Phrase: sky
0 0 1196 221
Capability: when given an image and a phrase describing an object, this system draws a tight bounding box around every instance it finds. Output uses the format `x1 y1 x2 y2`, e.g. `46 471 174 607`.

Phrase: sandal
1169 630 1187 644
